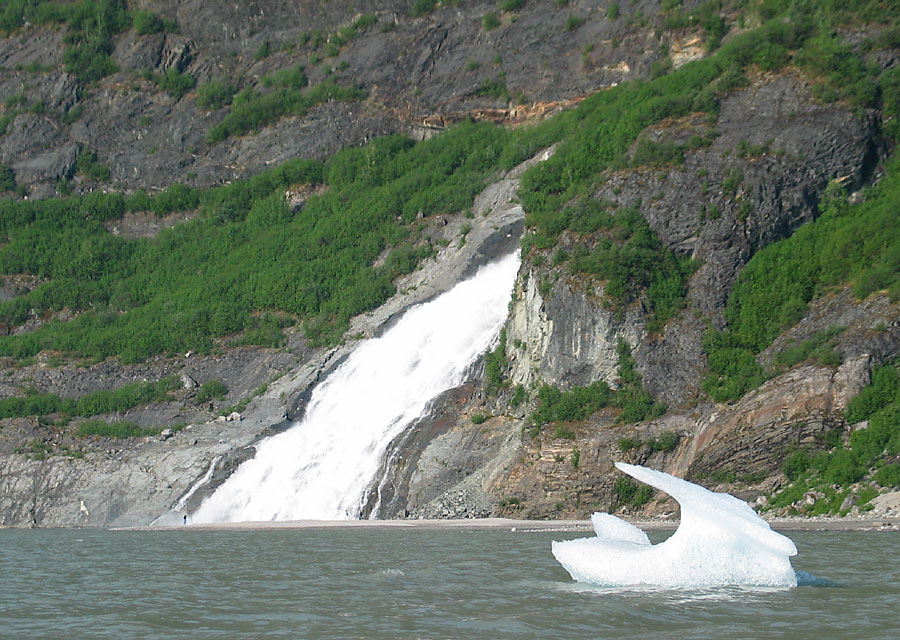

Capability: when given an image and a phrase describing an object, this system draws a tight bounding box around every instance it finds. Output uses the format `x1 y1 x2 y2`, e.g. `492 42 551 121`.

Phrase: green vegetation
0 121 515 361
471 413 489 424
607 3 619 21
649 430 679 452
0 2 176 84
530 340 665 427
767 362 900 514
76 419 159 439
482 11 500 31
195 379 228 403
500 0 524 11
514 1 898 341
132 9 176 35
74 149 111 182
484 328 508 395
254 40 272 61
196 79 237 110
564 13 584 32
14 438 55 460
410 0 437 18
0 0 896 384
0 164 15 191
615 475 653 507
206 79 364 143
0 376 180 420
156 68 195 100
616 431 680 452
510 384 527 407
771 326 844 371
475 75 509 101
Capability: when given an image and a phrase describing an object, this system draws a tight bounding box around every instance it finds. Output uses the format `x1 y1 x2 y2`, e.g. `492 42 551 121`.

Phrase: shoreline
115 515 900 533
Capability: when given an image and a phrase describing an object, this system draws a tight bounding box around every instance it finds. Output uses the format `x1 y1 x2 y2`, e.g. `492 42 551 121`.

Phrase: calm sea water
1 528 897 639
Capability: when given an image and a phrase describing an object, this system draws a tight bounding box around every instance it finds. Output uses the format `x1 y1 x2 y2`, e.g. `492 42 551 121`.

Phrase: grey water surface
1 528 897 639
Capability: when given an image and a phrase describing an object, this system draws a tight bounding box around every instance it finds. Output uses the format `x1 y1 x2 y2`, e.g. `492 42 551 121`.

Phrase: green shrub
74 150 111 182
875 463 900 487
77 419 157 439
483 11 500 30
475 75 508 100
615 476 653 506
510 384 527 407
631 139 684 167
157 68 195 99
564 13 585 32
531 380 613 424
554 425 576 440
410 0 437 17
471 413 489 424
132 10 175 35
501 0 525 10
607 3 619 20
254 40 272 60
782 449 811 480
649 431 679 452
196 379 228 403
0 164 15 191
206 79 365 143
196 79 237 110
484 328 508 395
846 365 900 424
618 437 641 451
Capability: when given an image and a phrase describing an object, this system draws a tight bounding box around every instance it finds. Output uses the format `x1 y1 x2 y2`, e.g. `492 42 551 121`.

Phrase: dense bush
132 10 176 35
196 80 237 110
206 80 365 143
77 419 158 439
0 164 15 191
0 376 179 420
615 476 653 507
195 379 228 403
157 68 195 100
409 0 436 17
74 149 111 182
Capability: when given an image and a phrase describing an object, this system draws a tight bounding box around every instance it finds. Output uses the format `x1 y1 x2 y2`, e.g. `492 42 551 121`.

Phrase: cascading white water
191 251 520 523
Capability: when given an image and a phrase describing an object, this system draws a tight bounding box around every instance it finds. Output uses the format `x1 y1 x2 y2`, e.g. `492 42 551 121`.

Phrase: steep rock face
0 1 674 197
505 267 643 392
603 71 879 406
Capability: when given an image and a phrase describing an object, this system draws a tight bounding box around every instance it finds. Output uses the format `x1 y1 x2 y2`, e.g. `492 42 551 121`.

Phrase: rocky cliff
2 1 899 527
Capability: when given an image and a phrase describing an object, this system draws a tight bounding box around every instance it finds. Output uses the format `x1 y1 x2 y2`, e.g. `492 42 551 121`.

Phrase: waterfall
191 251 520 522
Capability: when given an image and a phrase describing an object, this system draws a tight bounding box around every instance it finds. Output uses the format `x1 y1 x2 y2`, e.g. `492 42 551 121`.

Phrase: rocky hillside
2 0 900 526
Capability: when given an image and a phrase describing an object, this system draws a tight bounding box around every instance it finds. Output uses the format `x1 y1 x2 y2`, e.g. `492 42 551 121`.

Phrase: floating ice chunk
552 463 798 588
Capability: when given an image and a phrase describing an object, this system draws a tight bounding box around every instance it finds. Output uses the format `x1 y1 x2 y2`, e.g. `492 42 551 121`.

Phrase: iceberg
552 462 798 588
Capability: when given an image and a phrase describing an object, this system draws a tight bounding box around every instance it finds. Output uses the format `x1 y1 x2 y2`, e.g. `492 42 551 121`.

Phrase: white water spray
192 251 520 523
